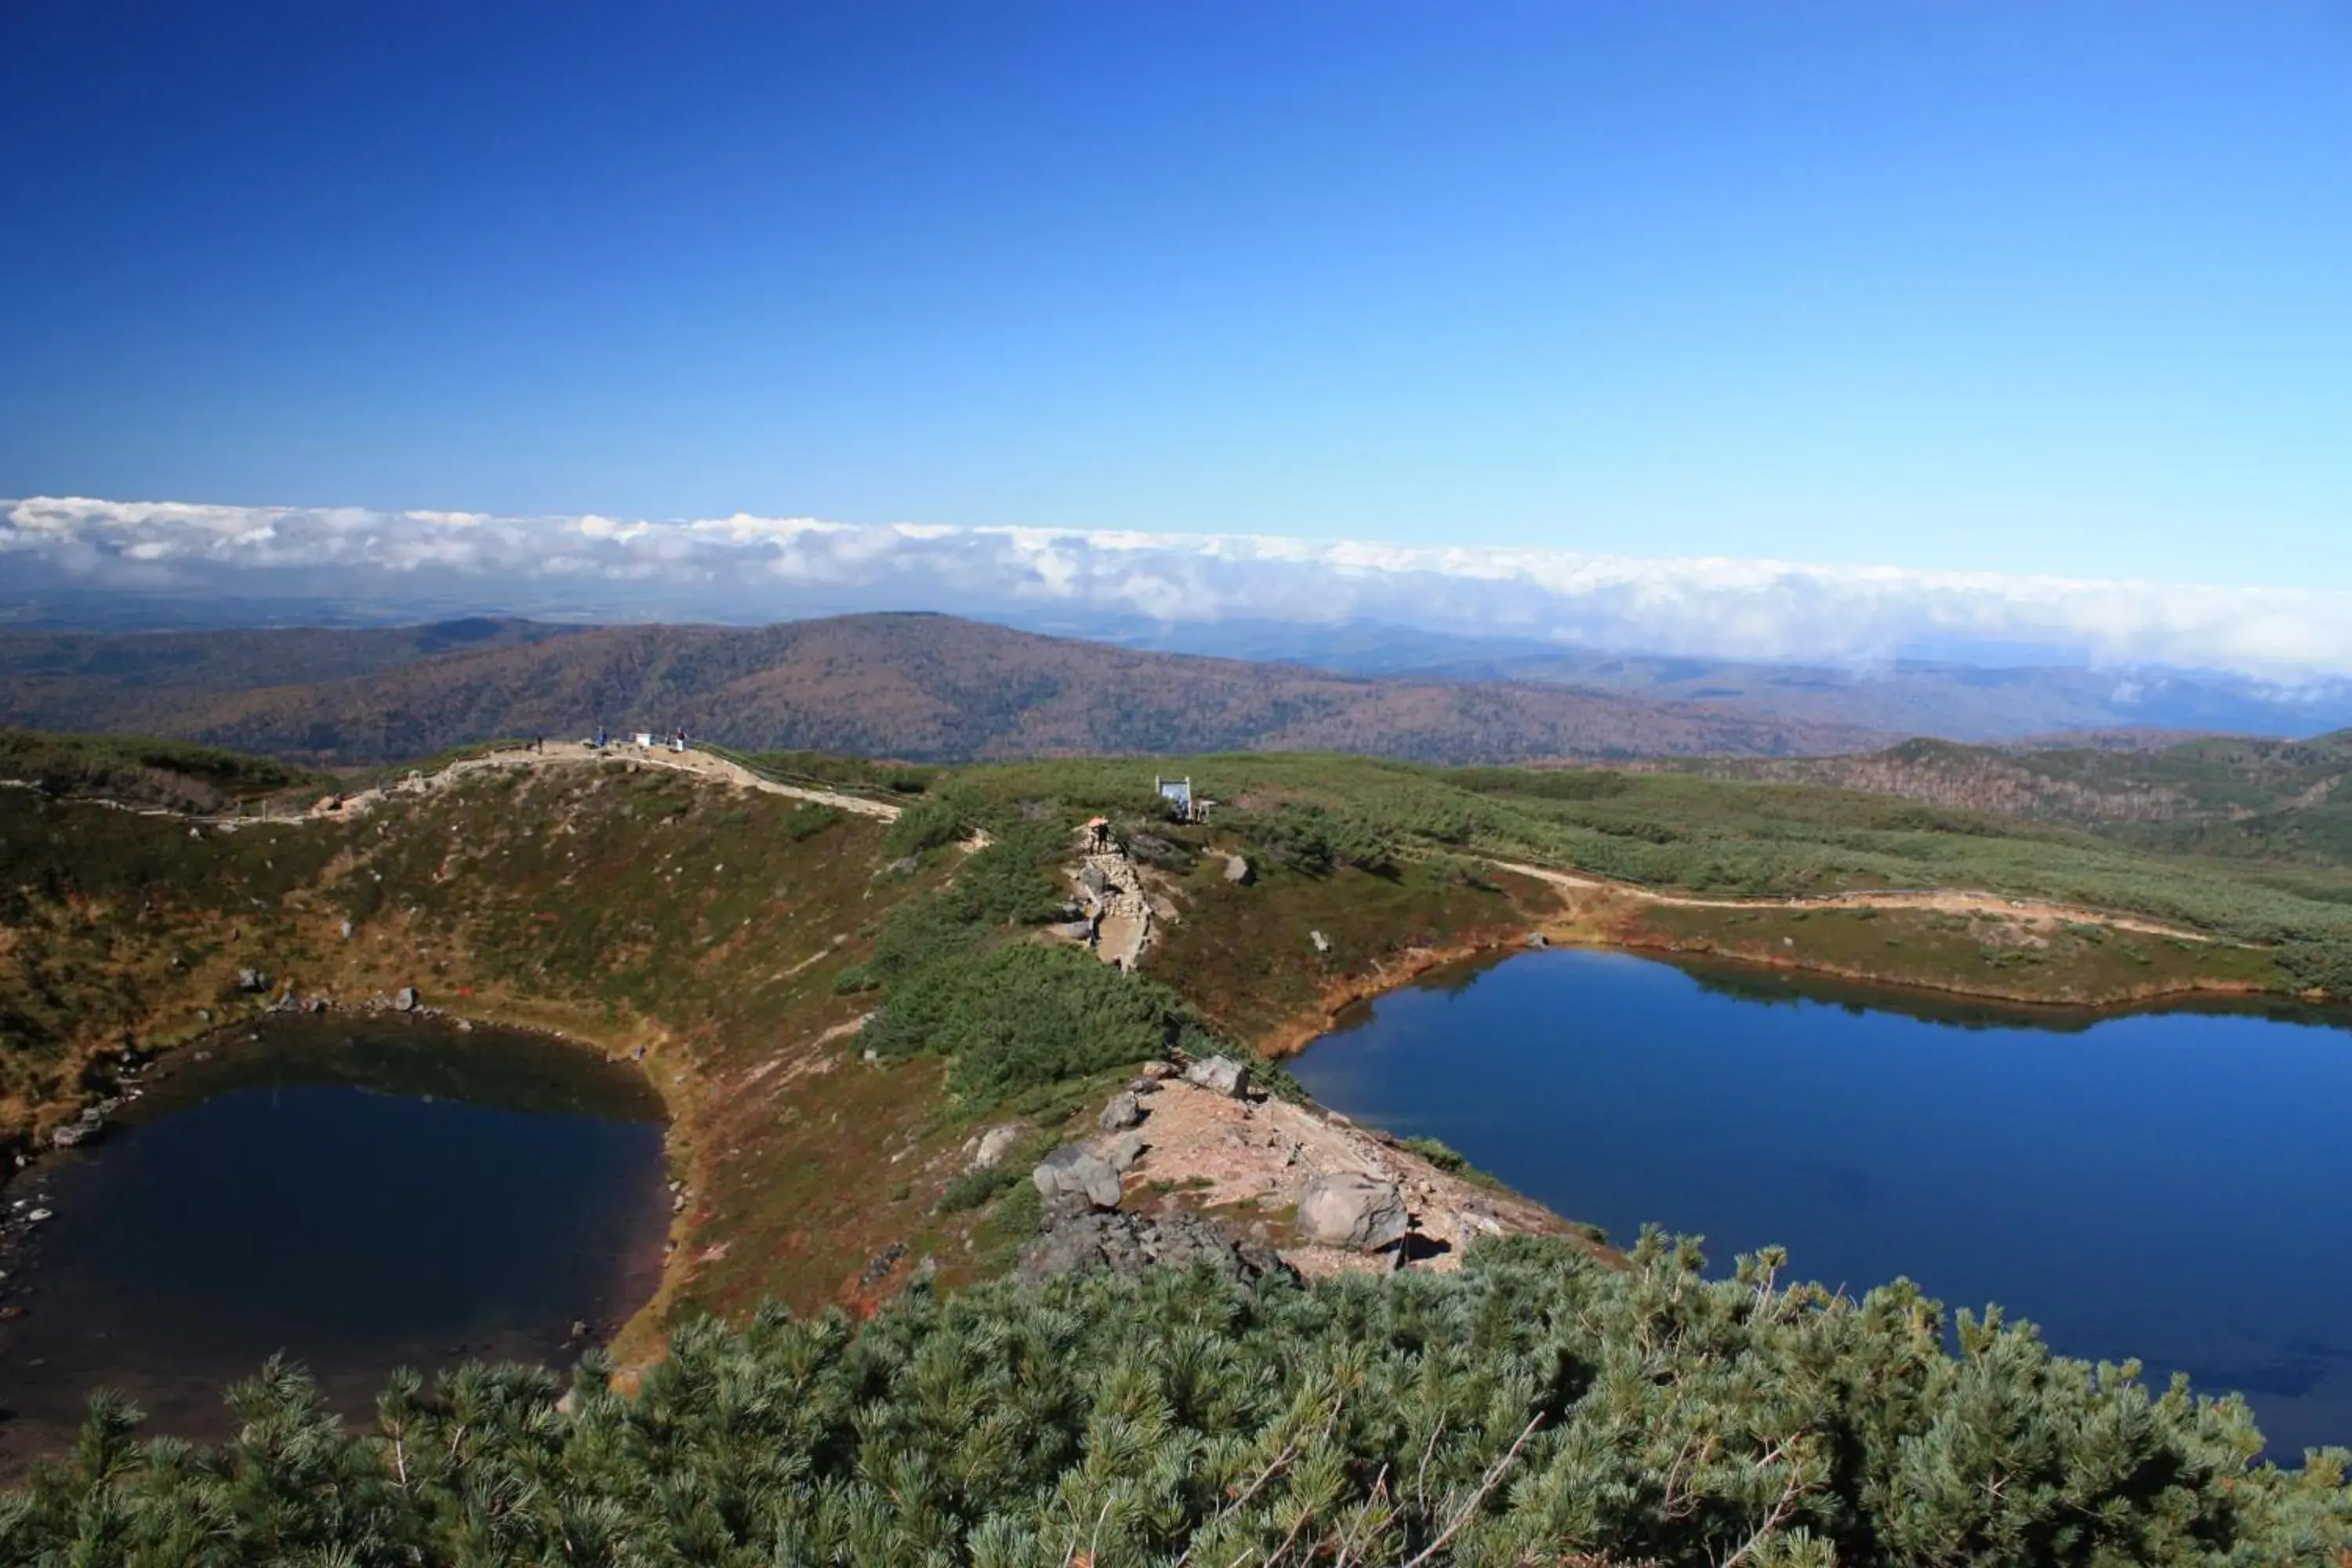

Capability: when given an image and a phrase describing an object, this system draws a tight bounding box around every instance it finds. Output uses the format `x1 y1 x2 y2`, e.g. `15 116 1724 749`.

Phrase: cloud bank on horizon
7 495 2350 681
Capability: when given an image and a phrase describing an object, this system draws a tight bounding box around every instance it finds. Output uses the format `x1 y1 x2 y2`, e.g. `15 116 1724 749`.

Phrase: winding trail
316 741 905 822
1484 857 2232 945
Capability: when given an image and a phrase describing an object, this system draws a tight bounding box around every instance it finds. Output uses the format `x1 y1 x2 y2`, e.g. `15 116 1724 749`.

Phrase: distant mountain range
0 613 1881 767
1074 618 2352 742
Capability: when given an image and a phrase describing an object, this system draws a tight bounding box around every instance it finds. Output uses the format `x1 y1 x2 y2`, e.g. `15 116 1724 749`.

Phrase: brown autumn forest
0 613 1882 766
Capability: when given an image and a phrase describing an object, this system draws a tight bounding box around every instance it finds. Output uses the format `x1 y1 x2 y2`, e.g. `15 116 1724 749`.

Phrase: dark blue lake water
0 1017 671 1475
1291 948 2352 1458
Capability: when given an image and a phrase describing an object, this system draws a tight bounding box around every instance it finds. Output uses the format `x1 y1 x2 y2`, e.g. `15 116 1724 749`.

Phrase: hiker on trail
596 726 608 750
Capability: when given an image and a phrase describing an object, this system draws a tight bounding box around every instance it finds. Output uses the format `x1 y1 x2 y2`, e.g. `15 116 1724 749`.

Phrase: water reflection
1295 947 2352 1457
0 1016 670 1476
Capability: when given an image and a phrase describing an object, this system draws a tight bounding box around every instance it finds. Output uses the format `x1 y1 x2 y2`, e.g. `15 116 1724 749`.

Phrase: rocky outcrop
1183 1055 1250 1098
969 1123 1022 1171
1296 1173 1411 1252
1032 1144 1122 1210
1018 1206 1289 1284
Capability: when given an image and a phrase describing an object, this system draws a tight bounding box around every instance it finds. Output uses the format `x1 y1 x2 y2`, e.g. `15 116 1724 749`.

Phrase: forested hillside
0 614 1881 765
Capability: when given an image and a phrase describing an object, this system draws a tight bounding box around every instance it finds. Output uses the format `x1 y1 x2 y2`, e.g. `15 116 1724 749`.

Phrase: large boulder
1099 1091 1145 1131
1184 1055 1250 1098
1296 1173 1410 1251
1101 1131 1149 1172
393 986 419 1012
1032 1144 1122 1210
970 1123 1022 1171
1018 1207 1287 1284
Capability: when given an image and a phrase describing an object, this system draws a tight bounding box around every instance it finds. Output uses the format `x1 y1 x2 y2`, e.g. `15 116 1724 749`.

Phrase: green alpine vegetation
9 1234 2350 1565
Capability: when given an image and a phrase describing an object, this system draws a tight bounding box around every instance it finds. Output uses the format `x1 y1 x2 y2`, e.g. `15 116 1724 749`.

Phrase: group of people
588 727 691 752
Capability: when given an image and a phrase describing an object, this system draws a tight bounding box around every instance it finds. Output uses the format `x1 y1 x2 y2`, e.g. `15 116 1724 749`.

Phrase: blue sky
2 2 2347 593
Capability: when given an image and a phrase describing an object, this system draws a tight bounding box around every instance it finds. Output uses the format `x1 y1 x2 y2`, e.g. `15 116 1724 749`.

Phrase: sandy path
1486 857 2228 945
317 741 903 822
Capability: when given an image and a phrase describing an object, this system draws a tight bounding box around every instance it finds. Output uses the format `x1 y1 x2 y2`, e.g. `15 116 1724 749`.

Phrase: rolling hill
0 612 1882 766
1671 731 2352 869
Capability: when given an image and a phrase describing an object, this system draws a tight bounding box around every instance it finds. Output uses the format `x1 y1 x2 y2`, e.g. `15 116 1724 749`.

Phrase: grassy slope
7 736 2349 1359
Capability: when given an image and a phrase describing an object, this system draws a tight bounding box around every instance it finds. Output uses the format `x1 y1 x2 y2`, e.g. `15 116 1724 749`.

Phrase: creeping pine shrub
880 792 975 858
864 943 1218 1105
1247 803 1400 877
9 1233 2343 1566
1399 1135 1469 1173
2280 936 2352 997
935 1162 1021 1214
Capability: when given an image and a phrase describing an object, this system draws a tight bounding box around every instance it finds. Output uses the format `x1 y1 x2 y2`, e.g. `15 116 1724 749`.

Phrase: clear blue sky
2 2 2346 587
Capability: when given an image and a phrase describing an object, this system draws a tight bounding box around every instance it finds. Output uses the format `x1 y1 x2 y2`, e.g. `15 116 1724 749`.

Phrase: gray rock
1138 1060 1176 1081
1296 1173 1411 1251
1102 1131 1149 1172
1018 1207 1288 1284
1525 930 1549 949
970 1123 1022 1171
339 920 354 940
236 967 272 993
1032 1144 1122 1210
1309 930 1330 953
1098 1091 1145 1131
1183 1054 1250 1098
394 986 419 1012
1223 853 1252 884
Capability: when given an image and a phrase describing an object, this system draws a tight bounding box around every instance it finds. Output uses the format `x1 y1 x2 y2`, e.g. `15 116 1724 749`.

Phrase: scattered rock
873 855 921 880
1018 1207 1288 1284
1223 853 1252 884
567 1319 590 1341
1098 1091 1145 1131
1138 1061 1176 1082
236 967 272 993
1127 1076 1161 1094
1525 930 1549 949
339 920 354 940
1309 930 1330 953
1102 1131 1149 1172
859 1243 908 1287
394 986 419 1011
970 1123 1022 1171
1296 1173 1410 1252
1183 1055 1250 1098
24 1209 53 1225
1032 1144 1123 1210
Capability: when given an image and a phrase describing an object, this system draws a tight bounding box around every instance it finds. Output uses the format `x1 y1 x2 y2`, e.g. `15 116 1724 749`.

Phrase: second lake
1290 947 2352 1458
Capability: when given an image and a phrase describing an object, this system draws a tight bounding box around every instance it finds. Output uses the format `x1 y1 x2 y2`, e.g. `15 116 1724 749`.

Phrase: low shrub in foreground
7 1234 2347 1565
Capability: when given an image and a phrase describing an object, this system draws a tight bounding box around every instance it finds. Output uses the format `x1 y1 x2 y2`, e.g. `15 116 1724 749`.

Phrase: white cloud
5 493 2351 679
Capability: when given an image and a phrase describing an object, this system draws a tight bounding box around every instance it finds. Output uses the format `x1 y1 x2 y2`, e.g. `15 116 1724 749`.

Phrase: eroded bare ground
315 741 905 822
1488 856 2234 945
1087 1077 1582 1279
